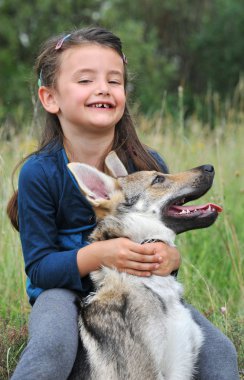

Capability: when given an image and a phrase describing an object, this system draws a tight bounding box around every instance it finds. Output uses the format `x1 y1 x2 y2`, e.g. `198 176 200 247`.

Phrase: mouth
87 102 114 109
163 195 223 234
167 198 223 217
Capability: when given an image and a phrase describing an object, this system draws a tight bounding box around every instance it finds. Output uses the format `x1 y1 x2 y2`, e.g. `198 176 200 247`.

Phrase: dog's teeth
180 210 187 214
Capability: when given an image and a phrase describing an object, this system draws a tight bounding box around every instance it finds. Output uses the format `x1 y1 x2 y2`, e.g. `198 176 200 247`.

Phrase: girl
8 27 239 380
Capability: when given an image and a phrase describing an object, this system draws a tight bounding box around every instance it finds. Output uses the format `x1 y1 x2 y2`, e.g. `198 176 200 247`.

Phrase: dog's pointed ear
105 151 128 178
67 163 117 206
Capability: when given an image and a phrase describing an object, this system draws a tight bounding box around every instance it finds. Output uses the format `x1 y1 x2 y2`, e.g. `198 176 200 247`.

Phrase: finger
123 268 152 277
127 241 157 255
125 260 160 272
152 261 172 276
129 252 162 264
152 268 170 276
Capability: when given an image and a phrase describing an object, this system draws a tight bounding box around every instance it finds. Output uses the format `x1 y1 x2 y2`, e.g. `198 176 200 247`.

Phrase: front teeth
92 103 110 108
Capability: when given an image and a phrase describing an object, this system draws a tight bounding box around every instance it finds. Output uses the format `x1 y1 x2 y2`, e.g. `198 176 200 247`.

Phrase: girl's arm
18 158 87 292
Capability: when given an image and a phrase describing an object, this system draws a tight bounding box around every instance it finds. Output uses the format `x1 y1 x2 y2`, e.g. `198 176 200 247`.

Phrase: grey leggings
11 288 239 380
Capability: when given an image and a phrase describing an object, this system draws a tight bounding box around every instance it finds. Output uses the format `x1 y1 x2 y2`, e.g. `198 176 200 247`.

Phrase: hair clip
122 53 128 65
38 68 43 88
55 33 72 50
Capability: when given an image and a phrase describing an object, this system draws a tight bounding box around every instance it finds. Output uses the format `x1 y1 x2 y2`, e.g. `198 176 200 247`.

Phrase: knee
30 289 79 333
220 334 238 360
201 328 238 367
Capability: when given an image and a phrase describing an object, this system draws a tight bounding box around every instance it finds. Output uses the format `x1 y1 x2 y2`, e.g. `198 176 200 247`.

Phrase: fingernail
154 264 160 269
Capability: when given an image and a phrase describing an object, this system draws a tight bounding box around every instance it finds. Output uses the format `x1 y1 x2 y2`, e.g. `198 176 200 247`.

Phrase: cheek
65 84 88 101
117 90 126 110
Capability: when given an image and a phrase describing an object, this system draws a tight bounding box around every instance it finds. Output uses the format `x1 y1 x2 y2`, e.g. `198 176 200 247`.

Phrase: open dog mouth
167 198 223 218
163 195 223 234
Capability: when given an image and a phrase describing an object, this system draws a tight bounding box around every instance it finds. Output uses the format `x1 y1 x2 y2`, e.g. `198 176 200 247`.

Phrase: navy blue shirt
18 142 168 304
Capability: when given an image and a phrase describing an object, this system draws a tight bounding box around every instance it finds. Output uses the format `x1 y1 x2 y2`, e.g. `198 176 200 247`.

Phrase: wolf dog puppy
68 152 222 380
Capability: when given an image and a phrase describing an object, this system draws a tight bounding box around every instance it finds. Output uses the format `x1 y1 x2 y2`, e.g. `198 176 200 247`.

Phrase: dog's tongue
169 203 223 215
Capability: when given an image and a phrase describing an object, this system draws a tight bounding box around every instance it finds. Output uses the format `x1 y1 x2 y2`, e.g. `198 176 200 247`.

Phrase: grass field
0 108 243 378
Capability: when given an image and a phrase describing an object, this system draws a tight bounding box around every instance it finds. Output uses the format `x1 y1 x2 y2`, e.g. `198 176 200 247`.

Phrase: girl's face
51 44 126 136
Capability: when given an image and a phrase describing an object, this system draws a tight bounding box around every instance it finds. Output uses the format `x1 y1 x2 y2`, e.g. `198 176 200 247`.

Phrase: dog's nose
202 165 214 173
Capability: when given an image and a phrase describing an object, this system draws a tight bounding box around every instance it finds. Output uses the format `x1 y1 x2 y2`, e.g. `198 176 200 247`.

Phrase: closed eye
151 175 165 185
109 80 121 85
78 80 92 84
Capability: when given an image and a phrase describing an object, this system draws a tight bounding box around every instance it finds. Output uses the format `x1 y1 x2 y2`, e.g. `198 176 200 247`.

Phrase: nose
95 81 110 96
202 164 214 173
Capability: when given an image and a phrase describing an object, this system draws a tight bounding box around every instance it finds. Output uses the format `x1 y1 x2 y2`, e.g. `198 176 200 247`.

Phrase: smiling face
44 44 126 137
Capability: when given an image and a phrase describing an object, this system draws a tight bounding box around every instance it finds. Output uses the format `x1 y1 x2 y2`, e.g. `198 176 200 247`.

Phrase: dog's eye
152 175 165 185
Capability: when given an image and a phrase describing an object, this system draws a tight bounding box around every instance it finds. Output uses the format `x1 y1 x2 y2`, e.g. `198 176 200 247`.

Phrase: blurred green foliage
0 0 243 127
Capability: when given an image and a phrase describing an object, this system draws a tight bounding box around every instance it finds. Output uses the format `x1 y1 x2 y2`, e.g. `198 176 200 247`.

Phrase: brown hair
7 26 163 231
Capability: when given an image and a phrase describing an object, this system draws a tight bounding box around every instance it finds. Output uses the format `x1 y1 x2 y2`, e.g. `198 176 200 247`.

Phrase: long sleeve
18 155 91 295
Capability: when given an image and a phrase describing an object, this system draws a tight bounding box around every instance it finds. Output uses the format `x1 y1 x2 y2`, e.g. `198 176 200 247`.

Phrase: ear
67 163 117 206
105 151 128 178
38 86 59 114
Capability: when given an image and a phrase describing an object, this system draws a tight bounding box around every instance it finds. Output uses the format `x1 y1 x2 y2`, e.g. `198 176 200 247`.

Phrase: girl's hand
149 242 181 276
77 238 163 277
99 238 165 276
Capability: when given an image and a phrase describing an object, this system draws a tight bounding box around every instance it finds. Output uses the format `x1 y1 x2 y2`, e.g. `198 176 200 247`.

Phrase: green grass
0 110 243 378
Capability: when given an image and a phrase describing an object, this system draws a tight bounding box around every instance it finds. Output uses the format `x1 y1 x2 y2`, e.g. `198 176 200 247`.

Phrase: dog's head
68 151 222 236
